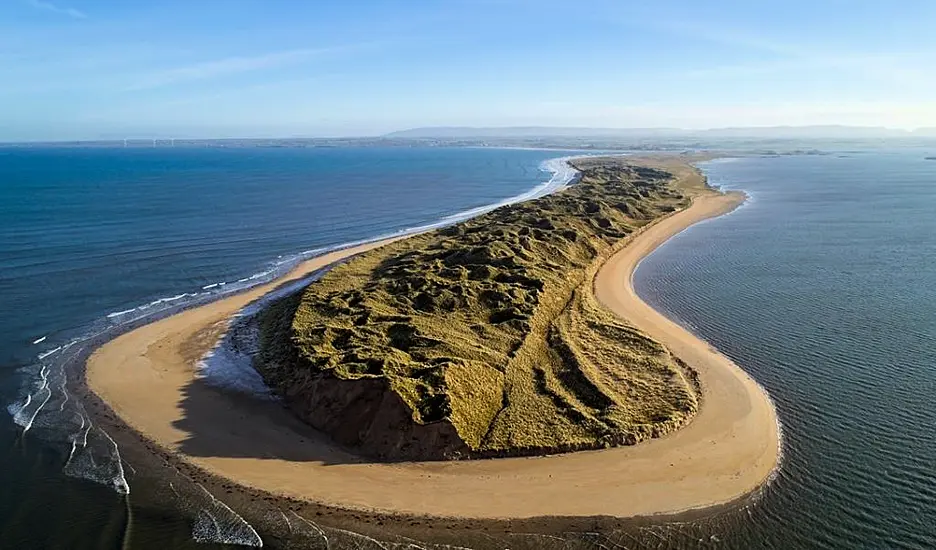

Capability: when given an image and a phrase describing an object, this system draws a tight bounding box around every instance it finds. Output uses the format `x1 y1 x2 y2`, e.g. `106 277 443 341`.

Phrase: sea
1 145 934 549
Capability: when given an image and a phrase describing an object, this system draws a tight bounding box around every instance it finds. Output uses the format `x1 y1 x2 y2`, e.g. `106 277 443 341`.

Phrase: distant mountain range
386 126 935 139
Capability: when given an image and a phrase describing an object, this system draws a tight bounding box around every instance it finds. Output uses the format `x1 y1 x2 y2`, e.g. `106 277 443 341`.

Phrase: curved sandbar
87 165 779 520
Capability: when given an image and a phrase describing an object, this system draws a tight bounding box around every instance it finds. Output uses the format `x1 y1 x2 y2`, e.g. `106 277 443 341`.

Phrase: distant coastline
81 154 779 540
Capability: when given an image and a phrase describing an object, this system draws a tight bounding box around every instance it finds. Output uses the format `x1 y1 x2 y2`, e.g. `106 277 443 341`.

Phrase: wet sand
87 178 779 520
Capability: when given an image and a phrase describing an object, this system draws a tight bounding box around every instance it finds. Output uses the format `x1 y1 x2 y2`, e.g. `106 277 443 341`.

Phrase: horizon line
4 124 936 145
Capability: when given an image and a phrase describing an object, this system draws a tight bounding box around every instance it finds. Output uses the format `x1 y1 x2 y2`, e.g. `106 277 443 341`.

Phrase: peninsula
86 155 779 521
257 158 698 460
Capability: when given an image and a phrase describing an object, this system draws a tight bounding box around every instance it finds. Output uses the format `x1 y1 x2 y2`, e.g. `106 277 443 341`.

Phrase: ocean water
635 150 936 549
2 146 935 549
0 145 579 549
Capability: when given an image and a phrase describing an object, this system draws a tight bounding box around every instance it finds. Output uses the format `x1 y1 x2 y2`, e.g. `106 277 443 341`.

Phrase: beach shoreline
82 156 779 534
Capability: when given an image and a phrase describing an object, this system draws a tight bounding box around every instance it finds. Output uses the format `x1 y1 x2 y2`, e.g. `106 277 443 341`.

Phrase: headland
85 154 779 522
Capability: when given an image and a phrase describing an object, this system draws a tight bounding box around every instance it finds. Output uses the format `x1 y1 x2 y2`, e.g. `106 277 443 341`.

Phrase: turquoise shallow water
2 146 935 548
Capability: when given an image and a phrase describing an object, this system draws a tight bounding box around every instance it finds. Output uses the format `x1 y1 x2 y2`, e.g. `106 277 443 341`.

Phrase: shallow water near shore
3 146 936 548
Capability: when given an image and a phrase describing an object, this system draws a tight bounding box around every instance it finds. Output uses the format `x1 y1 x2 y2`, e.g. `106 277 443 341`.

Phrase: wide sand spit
87 159 780 520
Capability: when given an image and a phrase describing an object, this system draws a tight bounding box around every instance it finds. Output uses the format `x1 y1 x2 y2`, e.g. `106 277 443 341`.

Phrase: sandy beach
86 167 779 520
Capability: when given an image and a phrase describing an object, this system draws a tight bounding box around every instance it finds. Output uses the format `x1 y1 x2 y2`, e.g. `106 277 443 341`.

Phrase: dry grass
255 157 705 459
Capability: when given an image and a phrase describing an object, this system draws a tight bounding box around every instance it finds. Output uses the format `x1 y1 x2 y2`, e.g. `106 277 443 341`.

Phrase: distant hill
386 125 915 140
384 127 685 139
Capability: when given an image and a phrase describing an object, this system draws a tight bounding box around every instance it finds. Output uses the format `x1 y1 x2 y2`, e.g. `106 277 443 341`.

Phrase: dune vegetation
255 157 704 461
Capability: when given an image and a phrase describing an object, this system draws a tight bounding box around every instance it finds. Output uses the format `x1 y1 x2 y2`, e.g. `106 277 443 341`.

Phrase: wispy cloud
124 46 361 91
26 0 86 19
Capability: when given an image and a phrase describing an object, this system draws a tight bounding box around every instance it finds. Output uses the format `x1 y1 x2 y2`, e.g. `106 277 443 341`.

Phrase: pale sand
87 186 779 520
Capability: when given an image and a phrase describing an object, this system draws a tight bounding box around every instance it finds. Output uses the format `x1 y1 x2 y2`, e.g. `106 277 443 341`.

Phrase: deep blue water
0 146 577 549
0 146 570 368
3 146 935 549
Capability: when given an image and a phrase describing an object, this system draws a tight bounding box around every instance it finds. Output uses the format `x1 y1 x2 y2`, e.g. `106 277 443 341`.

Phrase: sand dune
87 176 779 520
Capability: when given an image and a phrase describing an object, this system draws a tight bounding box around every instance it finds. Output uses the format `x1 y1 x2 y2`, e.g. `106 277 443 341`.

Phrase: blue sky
2 0 936 140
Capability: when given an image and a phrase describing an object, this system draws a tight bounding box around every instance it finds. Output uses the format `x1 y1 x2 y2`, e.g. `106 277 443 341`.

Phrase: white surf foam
188 484 263 547
196 265 336 398
288 512 329 547
62 424 130 495
37 347 62 360
106 308 136 319
11 365 51 432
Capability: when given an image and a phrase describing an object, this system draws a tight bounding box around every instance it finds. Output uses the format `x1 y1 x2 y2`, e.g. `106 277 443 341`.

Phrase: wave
4 154 585 546
37 346 63 360
188 484 262 547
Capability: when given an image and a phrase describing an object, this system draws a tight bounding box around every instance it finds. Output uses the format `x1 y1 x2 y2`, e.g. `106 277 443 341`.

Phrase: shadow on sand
170 375 372 466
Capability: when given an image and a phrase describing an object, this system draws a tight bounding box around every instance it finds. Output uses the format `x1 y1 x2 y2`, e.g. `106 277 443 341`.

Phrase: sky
2 0 936 140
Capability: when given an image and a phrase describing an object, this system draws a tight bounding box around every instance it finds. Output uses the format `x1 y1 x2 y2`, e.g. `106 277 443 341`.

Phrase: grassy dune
255 157 704 460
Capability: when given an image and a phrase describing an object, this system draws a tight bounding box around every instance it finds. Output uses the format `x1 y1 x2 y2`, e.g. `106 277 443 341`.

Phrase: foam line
14 366 52 432
324 525 388 549
190 483 263 547
106 308 136 319
65 414 87 465
7 394 30 419
38 346 62 360
278 510 292 535
100 428 130 495
289 512 329 546
58 378 69 412
78 417 91 448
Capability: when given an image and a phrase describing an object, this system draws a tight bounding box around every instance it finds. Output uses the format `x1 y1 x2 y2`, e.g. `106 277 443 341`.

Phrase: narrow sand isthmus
87 187 779 520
